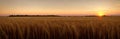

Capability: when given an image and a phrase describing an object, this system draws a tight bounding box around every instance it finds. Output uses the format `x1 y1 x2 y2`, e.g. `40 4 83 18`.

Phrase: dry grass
0 17 120 39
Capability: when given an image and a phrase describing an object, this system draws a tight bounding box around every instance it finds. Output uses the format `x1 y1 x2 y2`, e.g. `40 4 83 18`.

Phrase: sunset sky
0 0 120 16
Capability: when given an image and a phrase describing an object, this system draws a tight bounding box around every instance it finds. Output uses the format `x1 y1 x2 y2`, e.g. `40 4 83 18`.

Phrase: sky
0 0 120 16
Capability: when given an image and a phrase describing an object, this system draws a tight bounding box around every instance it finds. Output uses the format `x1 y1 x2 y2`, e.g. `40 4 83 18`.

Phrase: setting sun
97 11 105 17
98 13 105 17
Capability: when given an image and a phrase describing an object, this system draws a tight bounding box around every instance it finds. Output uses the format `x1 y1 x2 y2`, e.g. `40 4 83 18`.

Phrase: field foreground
0 17 120 39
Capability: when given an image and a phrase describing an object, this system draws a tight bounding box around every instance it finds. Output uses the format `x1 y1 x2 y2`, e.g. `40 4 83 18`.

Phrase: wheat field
0 17 120 39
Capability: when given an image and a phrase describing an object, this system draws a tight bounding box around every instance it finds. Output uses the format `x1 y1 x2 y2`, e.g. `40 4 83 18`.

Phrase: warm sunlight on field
0 17 120 39
0 0 120 39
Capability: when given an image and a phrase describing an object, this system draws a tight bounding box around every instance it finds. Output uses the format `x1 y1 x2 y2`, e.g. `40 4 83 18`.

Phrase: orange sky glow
0 0 120 16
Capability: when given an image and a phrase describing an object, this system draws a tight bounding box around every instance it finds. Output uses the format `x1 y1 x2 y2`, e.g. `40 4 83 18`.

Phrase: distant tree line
9 15 109 17
9 15 61 17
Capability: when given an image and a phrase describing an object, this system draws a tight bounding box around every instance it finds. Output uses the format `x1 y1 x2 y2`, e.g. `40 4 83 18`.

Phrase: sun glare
97 11 105 17
95 6 108 17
